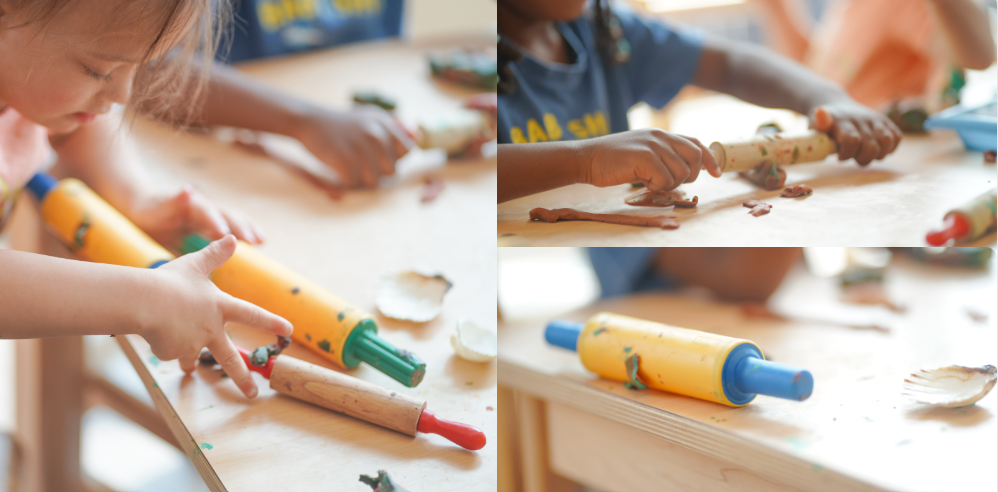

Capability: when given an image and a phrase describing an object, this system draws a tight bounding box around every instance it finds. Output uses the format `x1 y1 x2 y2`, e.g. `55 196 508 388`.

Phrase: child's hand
141 235 293 399
580 129 722 191
293 106 416 189
129 186 266 248
809 104 902 166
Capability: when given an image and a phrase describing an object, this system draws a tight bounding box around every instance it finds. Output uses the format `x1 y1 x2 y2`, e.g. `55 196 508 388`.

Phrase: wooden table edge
499 359 888 492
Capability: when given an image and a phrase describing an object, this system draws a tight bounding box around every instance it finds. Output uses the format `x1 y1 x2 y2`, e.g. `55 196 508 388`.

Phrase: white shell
902 365 997 407
450 319 498 362
376 271 452 322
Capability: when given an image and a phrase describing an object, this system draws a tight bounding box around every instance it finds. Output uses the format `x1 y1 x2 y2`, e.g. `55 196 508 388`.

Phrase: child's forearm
0 250 152 339
48 113 153 217
196 63 314 139
498 141 588 203
926 0 996 70
653 248 802 302
694 37 852 114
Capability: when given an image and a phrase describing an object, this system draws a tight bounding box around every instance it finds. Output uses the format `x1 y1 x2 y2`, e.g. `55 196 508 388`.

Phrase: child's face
500 0 589 22
0 0 190 133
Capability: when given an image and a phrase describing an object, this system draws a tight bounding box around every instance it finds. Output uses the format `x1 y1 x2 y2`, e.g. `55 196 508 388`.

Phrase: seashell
902 365 997 407
450 318 497 362
376 271 453 322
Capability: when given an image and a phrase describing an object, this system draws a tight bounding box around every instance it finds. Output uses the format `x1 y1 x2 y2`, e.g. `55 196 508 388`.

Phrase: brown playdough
781 184 813 197
742 199 772 217
673 196 698 208
529 208 679 229
420 175 445 203
625 189 685 207
985 150 996 163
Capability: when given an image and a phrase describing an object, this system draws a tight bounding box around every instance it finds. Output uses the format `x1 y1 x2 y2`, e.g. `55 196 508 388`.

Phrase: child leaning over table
496 0 904 203
588 248 802 303
0 0 380 399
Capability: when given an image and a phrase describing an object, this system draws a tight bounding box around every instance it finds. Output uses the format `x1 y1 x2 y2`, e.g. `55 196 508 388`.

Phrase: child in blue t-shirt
497 0 903 203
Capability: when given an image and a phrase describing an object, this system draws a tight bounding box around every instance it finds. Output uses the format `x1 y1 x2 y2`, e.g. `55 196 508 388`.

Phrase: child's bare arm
751 0 813 61
49 113 265 247
693 37 902 166
652 248 802 302
498 129 720 203
195 64 413 189
0 236 292 399
926 0 996 70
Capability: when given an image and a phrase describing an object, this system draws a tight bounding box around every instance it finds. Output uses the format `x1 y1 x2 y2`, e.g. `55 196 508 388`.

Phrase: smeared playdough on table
625 188 686 207
529 208 680 229
739 160 786 191
420 175 445 203
743 199 772 217
360 470 411 492
781 184 813 197
376 271 453 322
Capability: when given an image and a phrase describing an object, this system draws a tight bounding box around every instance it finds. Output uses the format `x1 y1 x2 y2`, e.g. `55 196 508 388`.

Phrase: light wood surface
497 131 998 247
110 39 497 491
498 255 997 492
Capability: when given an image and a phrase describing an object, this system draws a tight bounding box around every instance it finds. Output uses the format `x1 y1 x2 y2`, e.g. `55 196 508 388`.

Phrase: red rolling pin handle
236 345 276 379
926 213 970 246
417 410 487 451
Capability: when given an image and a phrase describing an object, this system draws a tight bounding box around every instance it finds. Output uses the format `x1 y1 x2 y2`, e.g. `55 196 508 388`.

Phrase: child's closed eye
80 63 111 81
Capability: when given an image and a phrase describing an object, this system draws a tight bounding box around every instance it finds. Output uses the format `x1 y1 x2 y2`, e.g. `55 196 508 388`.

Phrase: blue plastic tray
923 100 997 151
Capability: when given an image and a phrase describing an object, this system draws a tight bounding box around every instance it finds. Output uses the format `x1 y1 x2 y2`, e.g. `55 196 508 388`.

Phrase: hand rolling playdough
529 208 679 230
711 108 838 190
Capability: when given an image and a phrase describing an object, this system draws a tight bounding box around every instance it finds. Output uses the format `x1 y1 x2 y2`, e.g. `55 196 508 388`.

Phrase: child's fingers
659 136 700 184
831 119 863 161
207 337 258 399
184 234 237 277
810 106 834 132
188 193 232 240
853 121 881 166
679 135 717 182
869 121 896 160
179 352 198 375
220 209 258 245
384 119 416 159
224 297 293 337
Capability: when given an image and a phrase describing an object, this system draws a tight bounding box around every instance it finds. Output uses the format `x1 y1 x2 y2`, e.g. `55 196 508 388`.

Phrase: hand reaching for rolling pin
139 235 294 399
809 104 902 166
580 128 723 192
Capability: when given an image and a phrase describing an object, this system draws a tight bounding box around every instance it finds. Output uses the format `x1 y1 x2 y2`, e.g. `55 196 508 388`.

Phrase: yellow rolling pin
25 172 425 387
546 312 813 407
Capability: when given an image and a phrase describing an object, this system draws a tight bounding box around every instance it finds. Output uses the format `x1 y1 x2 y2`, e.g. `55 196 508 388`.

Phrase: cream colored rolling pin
710 130 838 173
225 347 487 450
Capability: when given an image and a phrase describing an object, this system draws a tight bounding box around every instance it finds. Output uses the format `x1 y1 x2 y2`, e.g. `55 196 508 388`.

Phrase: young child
0 0 400 400
496 0 903 203
753 0 995 110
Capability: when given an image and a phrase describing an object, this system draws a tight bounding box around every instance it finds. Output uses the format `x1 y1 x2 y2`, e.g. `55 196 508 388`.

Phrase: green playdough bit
353 91 397 112
200 442 213 450
359 470 410 492
250 346 270 367
623 353 647 390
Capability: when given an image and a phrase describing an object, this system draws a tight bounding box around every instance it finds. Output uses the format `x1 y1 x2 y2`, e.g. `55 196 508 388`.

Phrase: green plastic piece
344 321 425 388
179 233 212 254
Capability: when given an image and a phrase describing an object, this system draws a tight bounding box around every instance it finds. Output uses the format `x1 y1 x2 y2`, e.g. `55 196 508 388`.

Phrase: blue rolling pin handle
26 172 58 201
545 319 584 352
734 356 814 402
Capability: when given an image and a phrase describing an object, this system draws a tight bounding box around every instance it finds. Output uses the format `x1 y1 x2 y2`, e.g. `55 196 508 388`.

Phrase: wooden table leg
513 390 579 492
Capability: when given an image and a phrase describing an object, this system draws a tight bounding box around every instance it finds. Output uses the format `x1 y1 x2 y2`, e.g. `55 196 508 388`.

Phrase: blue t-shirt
219 0 404 63
498 8 703 144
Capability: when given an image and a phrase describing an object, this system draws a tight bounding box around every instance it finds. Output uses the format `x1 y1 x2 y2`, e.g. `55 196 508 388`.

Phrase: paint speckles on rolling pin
148 355 160 367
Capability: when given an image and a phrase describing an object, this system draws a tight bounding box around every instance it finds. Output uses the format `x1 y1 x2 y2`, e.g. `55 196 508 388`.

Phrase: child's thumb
188 234 237 276
809 106 834 132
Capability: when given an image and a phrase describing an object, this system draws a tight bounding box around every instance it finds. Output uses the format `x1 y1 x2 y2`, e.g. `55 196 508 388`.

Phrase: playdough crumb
781 184 813 197
985 150 996 163
674 196 698 208
420 175 445 203
743 200 772 216
360 470 410 492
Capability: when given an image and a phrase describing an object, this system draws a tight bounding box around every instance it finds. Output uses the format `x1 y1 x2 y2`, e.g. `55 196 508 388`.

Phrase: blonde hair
0 0 232 127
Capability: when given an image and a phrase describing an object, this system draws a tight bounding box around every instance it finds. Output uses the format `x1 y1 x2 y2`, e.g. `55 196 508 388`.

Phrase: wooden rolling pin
710 130 838 173
202 346 487 450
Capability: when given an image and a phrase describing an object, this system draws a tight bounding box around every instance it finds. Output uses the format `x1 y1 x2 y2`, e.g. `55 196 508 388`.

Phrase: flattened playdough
781 184 813 197
739 160 787 191
625 189 685 207
529 208 679 229
743 199 773 217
